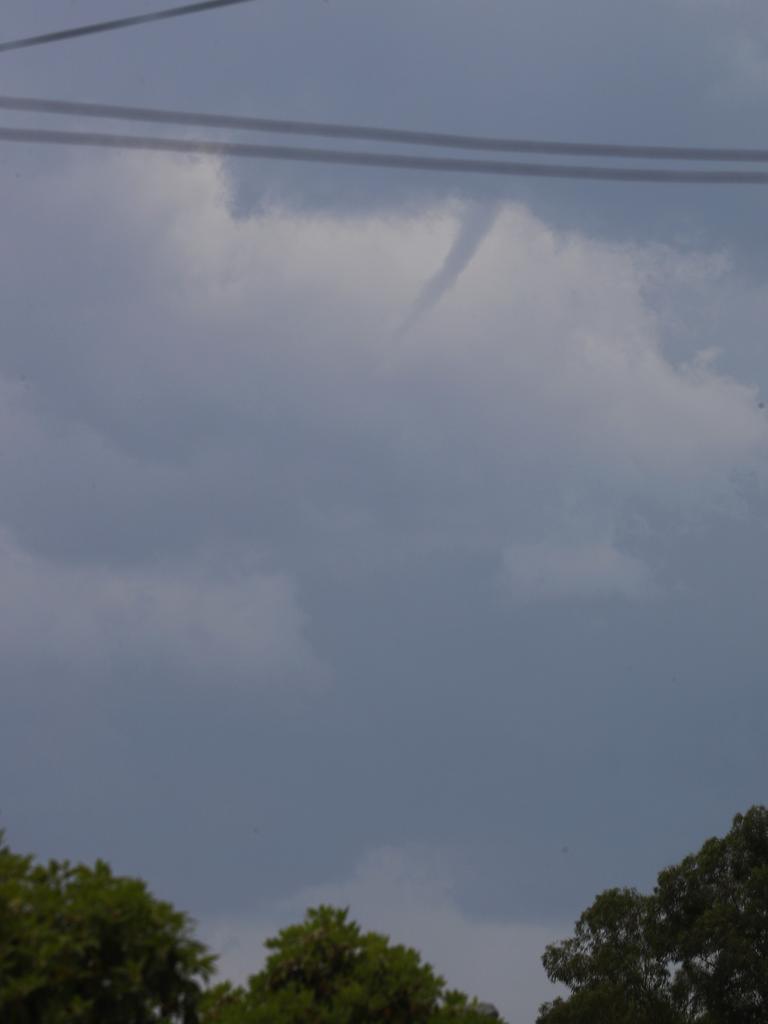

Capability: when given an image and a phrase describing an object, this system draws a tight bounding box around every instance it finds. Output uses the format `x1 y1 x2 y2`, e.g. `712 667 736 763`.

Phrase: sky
1 2 768 1020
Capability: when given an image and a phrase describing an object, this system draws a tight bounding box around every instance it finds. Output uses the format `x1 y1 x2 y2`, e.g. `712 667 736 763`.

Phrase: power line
4 124 768 183
0 0 259 54
1 93 767 163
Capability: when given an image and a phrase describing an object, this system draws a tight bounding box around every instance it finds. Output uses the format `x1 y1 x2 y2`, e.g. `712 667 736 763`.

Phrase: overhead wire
0 0 259 54
2 94 768 163
3 123 768 184
1 5 765 184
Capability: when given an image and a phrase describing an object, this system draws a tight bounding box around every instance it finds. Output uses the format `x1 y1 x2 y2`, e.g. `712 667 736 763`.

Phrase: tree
199 905 502 1024
656 805 768 1023
537 806 768 1024
0 831 215 1024
1 832 502 1024
537 887 681 1024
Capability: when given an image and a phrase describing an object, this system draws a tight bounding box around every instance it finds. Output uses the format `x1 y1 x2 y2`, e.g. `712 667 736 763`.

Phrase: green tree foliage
537 806 768 1024
657 805 768 1023
1 832 501 1024
199 905 501 1024
0 831 215 1024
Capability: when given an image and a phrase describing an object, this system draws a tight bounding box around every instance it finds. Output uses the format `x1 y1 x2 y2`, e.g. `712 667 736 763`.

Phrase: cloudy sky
2 2 768 1019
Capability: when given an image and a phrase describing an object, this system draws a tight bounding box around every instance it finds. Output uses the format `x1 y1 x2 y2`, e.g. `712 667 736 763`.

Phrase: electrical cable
0 94 767 163
3 123 768 183
0 0 259 54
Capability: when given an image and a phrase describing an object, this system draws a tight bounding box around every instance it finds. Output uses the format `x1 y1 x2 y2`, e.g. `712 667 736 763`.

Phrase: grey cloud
1 152 765 638
503 540 654 602
1 154 765 926
0 524 315 690
3 156 763 510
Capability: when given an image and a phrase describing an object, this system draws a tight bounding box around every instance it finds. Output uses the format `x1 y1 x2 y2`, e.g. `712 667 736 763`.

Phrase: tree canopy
0 830 214 1024
200 905 501 1024
537 805 768 1024
0 833 501 1023
4 807 766 1024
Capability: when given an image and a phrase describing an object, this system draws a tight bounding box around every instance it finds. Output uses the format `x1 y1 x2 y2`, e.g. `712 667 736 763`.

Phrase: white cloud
0 152 766 598
201 846 568 1024
0 526 315 689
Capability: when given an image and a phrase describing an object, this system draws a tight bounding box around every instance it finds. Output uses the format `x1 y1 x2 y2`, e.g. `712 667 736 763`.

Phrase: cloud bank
1 151 765 646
